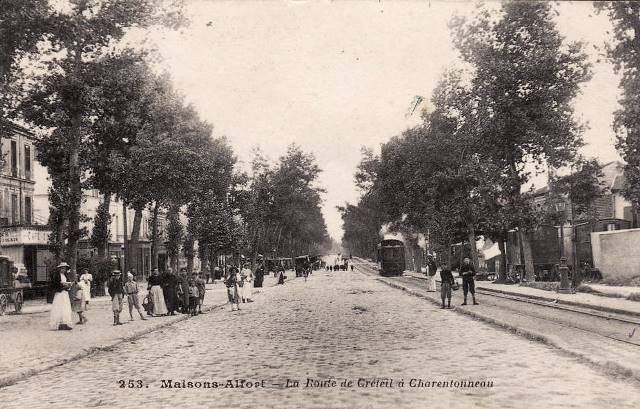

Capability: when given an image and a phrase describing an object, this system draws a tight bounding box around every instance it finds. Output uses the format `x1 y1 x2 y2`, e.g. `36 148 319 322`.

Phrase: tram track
354 258 640 381
402 274 640 330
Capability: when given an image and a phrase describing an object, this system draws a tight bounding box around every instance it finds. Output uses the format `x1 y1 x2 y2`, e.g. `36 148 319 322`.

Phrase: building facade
0 120 52 284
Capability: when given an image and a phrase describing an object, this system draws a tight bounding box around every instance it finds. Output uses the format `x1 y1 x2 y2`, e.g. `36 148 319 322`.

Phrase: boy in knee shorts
439 263 455 309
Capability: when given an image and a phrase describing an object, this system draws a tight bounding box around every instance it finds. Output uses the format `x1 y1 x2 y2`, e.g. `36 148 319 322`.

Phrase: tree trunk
65 122 82 281
150 202 159 269
122 202 128 273
468 229 479 271
497 236 507 282
129 207 143 277
95 193 111 260
184 234 195 274
519 229 535 281
167 206 181 273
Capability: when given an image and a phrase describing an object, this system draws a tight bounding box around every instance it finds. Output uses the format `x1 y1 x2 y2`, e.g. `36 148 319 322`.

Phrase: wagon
0 256 27 315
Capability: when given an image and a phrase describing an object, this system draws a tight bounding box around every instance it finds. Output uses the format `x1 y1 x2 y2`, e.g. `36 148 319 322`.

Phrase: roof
0 119 37 141
532 185 550 196
612 173 626 192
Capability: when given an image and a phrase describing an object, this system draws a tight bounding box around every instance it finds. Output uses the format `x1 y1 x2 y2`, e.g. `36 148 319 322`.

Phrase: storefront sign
0 227 51 246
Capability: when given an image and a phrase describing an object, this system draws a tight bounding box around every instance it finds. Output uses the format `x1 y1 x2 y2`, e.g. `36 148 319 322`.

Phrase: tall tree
450 1 592 277
597 2 640 226
0 0 51 114
19 0 185 278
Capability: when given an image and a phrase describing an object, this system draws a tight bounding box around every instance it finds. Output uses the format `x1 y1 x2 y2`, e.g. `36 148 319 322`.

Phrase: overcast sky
135 0 620 241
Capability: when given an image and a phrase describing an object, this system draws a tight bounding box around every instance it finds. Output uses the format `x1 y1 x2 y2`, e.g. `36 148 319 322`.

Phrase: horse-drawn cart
0 256 27 315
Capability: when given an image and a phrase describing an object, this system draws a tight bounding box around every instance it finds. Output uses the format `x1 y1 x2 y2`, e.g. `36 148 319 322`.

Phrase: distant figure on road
224 266 241 311
350 264 354 271
425 255 438 292
460 257 479 306
439 263 455 309
277 267 286 285
254 261 265 288
79 268 92 308
196 273 206 314
240 263 254 303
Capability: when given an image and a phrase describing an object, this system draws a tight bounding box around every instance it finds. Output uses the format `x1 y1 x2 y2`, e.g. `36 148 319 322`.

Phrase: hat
56 262 70 269
111 270 122 275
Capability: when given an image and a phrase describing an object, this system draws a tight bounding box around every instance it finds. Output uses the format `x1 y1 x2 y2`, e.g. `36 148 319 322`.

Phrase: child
188 278 199 316
70 280 87 325
439 263 455 309
224 266 240 311
124 273 147 321
196 273 206 314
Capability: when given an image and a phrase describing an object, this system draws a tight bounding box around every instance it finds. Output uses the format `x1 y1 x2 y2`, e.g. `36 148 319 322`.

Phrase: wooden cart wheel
0 294 7 316
14 291 23 314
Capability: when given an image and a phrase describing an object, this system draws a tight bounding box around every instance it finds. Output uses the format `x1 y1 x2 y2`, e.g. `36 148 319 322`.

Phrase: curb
0 300 228 389
369 272 640 383
475 285 640 319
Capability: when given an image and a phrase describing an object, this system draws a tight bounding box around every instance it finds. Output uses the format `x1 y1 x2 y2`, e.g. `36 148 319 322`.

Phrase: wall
591 228 640 279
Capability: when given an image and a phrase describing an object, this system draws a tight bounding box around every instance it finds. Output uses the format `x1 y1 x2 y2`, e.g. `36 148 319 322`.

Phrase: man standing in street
107 270 125 325
460 257 479 306
425 254 438 292
254 259 265 288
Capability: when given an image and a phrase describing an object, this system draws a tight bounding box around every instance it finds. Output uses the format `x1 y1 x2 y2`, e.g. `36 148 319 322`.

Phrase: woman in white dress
79 268 92 308
147 269 168 316
49 262 74 330
240 263 253 303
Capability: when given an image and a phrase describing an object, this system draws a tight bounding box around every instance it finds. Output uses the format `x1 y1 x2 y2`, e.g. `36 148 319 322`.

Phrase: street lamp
558 256 573 293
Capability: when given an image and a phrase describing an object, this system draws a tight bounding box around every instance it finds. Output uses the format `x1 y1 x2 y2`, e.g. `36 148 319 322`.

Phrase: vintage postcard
0 1 639 408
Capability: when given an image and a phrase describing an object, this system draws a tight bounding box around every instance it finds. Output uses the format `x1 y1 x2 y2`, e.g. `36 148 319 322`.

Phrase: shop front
0 225 54 284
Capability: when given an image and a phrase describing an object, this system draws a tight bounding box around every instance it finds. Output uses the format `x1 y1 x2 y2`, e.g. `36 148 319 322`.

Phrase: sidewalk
402 270 640 317
0 272 293 388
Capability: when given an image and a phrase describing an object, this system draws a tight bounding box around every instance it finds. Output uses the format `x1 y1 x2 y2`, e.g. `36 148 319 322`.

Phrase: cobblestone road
2 267 639 409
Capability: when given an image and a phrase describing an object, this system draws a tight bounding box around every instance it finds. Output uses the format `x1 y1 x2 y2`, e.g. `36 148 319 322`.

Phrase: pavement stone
0 282 228 387
1 268 639 409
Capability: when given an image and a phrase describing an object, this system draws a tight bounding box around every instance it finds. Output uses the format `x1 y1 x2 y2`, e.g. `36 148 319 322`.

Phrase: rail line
355 261 640 348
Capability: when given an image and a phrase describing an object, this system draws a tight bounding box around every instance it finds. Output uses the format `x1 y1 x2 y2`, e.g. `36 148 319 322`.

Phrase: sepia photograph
1 0 640 408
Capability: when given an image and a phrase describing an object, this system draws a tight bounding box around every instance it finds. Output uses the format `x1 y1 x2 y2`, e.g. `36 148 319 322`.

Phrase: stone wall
591 228 640 279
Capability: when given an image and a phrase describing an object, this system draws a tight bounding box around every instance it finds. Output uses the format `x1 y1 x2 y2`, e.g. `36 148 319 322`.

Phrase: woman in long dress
240 263 253 303
49 262 73 330
147 270 168 316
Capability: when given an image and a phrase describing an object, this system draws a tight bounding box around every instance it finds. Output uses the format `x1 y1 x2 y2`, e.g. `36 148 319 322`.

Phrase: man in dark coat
459 257 479 306
178 269 190 314
160 268 179 315
254 261 265 288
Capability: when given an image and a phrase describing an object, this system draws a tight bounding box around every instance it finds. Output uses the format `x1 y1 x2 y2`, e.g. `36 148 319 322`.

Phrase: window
24 145 31 180
10 140 17 177
24 197 32 225
11 194 18 224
